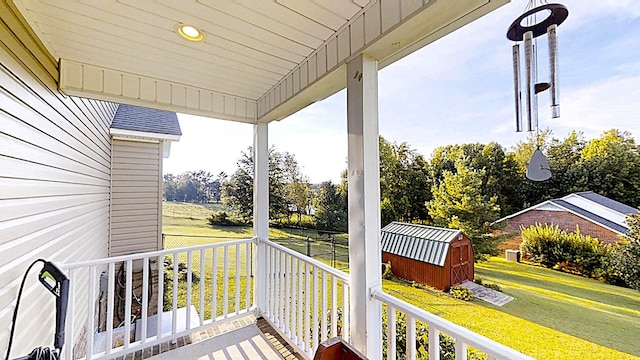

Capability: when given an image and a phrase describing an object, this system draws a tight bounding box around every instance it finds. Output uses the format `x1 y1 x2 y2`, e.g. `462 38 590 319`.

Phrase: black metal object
38 262 70 351
507 3 568 41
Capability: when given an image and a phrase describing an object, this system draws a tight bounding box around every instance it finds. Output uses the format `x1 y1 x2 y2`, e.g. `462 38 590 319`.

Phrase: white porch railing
59 239 531 360
372 289 533 360
59 239 254 360
262 239 350 358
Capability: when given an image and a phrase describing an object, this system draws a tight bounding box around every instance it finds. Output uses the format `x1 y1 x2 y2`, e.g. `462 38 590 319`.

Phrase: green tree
163 173 177 201
313 181 347 232
379 136 431 225
427 159 501 260
221 146 306 221
575 130 640 207
606 213 640 290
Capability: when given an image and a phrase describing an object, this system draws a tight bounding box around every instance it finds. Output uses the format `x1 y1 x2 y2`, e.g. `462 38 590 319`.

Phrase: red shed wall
503 210 620 244
382 252 451 290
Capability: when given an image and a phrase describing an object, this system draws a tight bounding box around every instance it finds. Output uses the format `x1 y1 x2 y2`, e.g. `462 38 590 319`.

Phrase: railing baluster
407 315 416 360
290 255 297 340
246 242 251 311
266 245 272 318
199 249 205 324
64 269 75 360
172 253 178 335
342 282 349 341
455 339 468 360
106 263 115 354
186 251 193 330
312 265 319 352
285 253 291 336
223 246 229 318
157 256 164 341
124 259 133 349
141 257 149 344
297 258 303 347
212 248 218 320
274 247 280 325
304 262 311 353
321 271 328 342
388 305 396 360
235 244 241 314
86 266 96 359
331 276 337 338
429 326 440 360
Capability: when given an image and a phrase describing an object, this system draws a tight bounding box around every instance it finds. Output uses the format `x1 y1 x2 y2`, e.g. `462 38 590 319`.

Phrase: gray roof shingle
574 191 638 215
551 199 628 234
111 104 181 136
381 222 462 267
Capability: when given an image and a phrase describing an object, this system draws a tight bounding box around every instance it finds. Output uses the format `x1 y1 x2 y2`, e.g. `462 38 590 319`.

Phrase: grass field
162 202 640 359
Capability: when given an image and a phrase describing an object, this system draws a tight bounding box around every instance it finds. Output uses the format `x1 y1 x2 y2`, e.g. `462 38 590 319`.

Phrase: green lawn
162 202 640 359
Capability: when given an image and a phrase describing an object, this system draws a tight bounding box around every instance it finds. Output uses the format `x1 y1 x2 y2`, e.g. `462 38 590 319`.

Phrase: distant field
162 202 640 359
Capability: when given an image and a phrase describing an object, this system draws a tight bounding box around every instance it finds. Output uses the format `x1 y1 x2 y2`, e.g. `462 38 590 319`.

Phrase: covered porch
1 1 532 359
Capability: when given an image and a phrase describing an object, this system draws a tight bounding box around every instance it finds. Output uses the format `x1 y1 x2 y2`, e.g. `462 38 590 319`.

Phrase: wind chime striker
507 2 568 181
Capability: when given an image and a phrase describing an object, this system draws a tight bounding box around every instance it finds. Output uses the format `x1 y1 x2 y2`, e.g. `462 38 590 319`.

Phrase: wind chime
507 2 568 181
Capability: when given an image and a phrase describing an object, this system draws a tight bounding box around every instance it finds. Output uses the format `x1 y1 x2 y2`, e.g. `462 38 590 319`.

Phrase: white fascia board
492 200 559 224
110 128 180 142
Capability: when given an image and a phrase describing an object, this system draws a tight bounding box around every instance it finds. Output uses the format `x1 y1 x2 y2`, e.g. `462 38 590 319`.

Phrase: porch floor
122 315 304 360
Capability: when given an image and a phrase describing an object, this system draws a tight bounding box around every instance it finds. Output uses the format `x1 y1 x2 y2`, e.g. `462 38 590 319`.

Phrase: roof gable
111 105 182 137
381 222 462 267
494 192 638 235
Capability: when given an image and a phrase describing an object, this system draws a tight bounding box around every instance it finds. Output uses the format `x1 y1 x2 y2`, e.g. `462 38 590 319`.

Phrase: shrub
604 237 640 290
208 211 247 226
382 262 394 280
520 223 606 278
483 283 502 292
473 277 483 285
449 286 474 301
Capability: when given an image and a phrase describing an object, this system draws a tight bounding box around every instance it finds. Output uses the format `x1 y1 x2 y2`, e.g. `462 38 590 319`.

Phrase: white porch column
253 123 269 315
346 53 382 358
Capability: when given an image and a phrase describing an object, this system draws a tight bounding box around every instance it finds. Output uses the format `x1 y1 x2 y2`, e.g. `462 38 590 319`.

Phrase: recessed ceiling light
177 23 204 42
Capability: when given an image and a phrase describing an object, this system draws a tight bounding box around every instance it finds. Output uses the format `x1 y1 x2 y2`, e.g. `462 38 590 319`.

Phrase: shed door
450 243 471 285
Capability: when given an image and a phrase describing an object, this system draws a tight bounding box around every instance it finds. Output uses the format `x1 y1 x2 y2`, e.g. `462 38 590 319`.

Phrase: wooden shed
381 222 474 291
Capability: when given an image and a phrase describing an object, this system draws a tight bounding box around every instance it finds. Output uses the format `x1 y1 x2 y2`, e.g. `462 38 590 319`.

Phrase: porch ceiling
12 0 508 124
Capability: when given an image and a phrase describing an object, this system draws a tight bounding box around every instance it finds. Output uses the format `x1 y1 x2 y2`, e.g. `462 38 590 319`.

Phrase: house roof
573 191 637 214
111 105 182 137
493 191 638 235
381 222 463 267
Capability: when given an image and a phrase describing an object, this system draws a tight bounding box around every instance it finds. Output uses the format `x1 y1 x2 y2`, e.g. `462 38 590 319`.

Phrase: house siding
0 4 115 356
503 210 620 244
110 139 162 256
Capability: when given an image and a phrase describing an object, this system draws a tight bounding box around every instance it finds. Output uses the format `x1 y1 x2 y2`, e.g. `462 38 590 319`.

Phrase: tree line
164 129 640 256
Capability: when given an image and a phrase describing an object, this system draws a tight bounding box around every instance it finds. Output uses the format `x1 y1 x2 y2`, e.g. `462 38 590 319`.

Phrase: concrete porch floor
119 315 305 360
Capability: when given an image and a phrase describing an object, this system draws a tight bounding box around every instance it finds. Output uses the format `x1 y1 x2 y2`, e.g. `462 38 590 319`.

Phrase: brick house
494 191 638 245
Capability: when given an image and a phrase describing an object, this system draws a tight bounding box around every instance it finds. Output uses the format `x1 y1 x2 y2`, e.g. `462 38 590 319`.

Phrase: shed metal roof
111 104 182 136
381 222 462 267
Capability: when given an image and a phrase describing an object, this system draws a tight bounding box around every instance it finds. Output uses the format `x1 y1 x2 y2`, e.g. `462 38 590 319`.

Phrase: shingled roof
493 191 639 235
111 104 181 136
381 222 463 267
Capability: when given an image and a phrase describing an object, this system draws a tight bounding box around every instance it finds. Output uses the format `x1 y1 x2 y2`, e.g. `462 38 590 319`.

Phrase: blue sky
164 0 640 184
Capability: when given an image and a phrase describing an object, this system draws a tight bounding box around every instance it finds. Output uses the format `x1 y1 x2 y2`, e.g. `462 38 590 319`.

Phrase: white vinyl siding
0 4 115 356
110 139 162 256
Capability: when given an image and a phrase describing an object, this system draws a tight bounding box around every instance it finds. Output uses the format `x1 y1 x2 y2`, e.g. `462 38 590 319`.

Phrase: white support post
346 53 382 358
254 123 269 315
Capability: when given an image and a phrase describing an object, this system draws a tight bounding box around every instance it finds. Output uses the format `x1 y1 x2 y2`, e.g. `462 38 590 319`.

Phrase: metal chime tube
512 44 522 132
548 23 560 118
523 31 535 131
